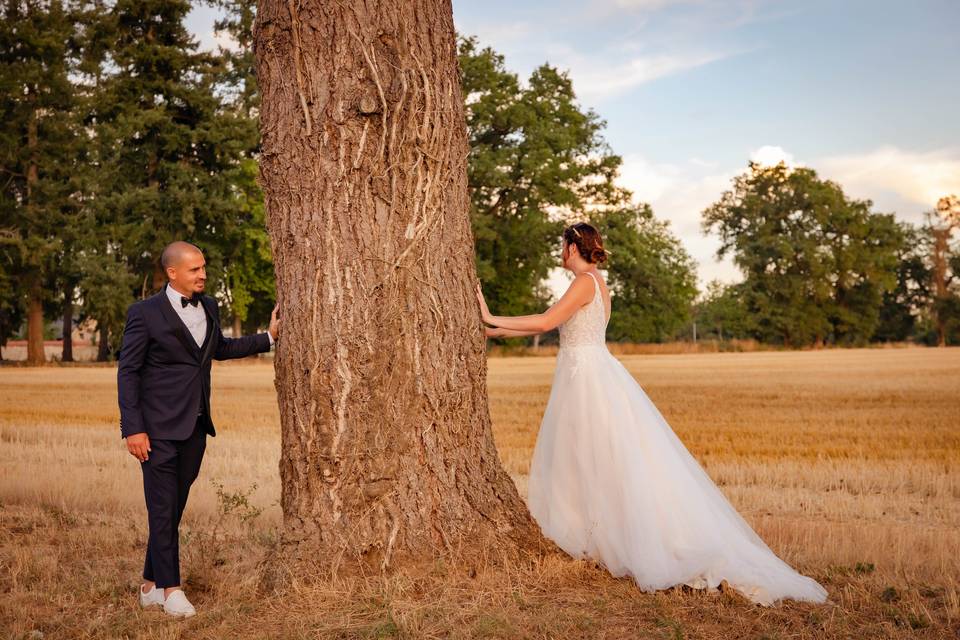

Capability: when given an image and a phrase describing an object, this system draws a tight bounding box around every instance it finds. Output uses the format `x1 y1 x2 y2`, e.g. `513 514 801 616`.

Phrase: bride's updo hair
563 222 608 265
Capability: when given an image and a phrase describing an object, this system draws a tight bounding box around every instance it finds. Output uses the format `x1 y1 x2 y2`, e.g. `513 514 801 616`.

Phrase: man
117 241 279 618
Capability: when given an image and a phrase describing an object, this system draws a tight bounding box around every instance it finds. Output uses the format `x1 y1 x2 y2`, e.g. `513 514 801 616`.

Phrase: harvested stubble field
1 347 958 639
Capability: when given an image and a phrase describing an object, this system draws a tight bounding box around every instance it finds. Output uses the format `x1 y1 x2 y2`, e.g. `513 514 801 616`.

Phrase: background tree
0 0 87 365
692 281 755 342
873 221 932 342
593 205 698 342
89 0 251 351
821 200 902 345
254 1 543 568
208 0 275 335
77 251 138 360
459 37 627 317
928 195 960 346
0 245 24 360
702 161 902 347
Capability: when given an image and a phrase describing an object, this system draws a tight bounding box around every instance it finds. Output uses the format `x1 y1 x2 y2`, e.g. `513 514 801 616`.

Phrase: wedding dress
526 272 828 606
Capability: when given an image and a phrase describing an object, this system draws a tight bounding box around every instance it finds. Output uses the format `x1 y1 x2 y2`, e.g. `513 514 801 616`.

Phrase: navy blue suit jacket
117 284 271 440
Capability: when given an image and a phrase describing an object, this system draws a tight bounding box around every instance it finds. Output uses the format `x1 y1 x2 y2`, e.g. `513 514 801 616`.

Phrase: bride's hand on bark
475 283 494 324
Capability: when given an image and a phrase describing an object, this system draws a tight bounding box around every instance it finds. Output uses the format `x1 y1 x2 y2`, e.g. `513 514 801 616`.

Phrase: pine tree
90 0 250 325
0 0 87 364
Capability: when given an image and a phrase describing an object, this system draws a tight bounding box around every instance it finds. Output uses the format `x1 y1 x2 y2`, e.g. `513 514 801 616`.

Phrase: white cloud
742 144 960 221
815 146 960 221
750 144 797 167
607 143 960 293
615 153 740 290
570 50 729 101
611 0 699 10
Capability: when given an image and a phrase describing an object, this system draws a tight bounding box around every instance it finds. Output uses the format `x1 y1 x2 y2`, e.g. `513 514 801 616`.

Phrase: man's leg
140 438 181 590
142 539 155 592
176 418 207 522
167 418 207 594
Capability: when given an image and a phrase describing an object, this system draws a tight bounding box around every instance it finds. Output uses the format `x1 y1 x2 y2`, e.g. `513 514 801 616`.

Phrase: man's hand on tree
269 304 280 341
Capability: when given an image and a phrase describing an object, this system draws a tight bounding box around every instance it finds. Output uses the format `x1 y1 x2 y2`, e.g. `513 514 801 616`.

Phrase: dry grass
1 348 959 638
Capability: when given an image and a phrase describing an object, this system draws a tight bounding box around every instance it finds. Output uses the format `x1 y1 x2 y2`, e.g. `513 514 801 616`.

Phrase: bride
475 222 828 606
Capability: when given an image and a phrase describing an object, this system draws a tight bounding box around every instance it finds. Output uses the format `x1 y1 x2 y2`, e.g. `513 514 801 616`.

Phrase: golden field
1 347 959 639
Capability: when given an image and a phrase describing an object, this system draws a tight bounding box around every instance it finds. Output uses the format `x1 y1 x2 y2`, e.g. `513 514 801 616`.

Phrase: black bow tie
181 295 200 308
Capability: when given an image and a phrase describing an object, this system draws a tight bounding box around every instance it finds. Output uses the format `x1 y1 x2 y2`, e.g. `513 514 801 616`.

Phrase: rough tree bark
26 278 45 366
253 0 544 571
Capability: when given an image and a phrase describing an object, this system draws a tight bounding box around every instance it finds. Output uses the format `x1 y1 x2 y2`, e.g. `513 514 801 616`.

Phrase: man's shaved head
162 241 207 296
161 241 203 269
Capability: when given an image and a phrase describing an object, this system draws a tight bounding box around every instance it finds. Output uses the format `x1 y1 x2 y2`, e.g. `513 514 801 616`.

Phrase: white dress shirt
165 284 274 348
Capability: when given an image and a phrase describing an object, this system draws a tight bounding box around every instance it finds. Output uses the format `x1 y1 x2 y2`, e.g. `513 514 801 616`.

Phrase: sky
186 0 960 295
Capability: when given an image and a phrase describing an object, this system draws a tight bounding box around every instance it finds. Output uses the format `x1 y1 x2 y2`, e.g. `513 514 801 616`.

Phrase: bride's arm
476 275 595 333
485 327 542 338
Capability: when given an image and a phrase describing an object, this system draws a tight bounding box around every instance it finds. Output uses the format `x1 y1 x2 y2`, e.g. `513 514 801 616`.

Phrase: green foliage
203 157 274 329
593 205 698 342
76 251 138 356
0 0 88 347
459 36 628 316
91 0 249 289
5 5 952 355
693 280 756 341
702 162 904 346
873 221 932 342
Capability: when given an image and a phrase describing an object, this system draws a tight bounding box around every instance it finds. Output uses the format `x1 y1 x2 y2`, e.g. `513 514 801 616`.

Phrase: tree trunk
232 314 242 338
62 285 74 362
25 91 45 367
97 322 109 362
254 0 543 571
932 227 948 347
26 277 45 366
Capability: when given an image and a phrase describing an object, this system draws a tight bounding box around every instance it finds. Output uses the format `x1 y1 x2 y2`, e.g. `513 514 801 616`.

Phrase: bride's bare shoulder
561 273 596 300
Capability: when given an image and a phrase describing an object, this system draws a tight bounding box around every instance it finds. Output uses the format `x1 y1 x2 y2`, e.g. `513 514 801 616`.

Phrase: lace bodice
558 272 608 348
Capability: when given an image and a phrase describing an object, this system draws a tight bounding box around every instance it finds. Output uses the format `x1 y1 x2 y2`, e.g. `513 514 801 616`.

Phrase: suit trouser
141 417 207 588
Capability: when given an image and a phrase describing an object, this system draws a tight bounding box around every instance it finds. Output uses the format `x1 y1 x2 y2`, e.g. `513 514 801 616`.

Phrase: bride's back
558 272 609 349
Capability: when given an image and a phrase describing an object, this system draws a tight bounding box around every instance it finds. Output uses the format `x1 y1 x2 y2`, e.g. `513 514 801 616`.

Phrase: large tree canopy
459 36 627 317
702 161 904 347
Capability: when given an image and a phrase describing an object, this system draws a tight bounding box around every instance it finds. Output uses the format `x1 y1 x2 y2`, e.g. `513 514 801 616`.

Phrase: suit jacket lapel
157 284 201 361
198 296 217 363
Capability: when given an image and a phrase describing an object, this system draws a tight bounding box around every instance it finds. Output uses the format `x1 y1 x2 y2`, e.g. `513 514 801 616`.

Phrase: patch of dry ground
1 347 958 638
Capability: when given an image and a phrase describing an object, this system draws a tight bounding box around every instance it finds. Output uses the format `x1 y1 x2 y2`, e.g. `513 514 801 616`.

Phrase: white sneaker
139 583 164 608
161 589 196 619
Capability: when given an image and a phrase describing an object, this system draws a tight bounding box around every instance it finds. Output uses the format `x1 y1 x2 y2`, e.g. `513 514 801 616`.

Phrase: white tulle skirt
527 345 828 606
